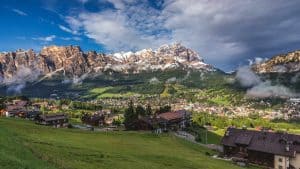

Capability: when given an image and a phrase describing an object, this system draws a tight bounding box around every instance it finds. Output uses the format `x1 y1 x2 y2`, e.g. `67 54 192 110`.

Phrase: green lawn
0 118 258 169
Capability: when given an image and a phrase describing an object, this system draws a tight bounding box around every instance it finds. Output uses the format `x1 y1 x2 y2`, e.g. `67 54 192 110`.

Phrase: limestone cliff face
0 43 214 83
253 50 300 73
39 46 88 76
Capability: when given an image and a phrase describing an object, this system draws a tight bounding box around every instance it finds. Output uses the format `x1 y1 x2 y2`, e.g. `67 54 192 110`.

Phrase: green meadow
0 118 258 169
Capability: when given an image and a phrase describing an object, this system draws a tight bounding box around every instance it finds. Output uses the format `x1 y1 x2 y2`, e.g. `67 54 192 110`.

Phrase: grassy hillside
0 118 257 169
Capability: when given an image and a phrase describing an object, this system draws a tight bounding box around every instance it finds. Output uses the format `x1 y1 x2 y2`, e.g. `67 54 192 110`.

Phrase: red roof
158 110 190 121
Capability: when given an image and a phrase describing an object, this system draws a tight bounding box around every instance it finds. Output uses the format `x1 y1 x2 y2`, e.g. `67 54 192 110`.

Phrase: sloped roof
221 128 300 157
40 113 68 121
158 110 191 121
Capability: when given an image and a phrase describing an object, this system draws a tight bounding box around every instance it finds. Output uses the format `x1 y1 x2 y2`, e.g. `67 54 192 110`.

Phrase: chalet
157 110 191 131
4 99 29 117
36 113 68 127
221 127 300 169
138 116 165 132
139 110 191 132
5 105 27 117
81 113 105 127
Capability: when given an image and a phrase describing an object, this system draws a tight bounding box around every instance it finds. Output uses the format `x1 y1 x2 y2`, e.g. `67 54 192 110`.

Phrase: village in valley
1 94 300 169
1 1 300 169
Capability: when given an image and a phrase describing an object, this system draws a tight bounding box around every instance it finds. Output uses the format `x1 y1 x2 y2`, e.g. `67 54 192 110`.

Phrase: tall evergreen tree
145 104 152 116
124 100 137 130
136 105 146 116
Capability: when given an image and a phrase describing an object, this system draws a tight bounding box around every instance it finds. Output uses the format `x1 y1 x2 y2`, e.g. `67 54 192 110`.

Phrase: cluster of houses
1 99 40 119
3 99 300 168
96 96 300 121
0 99 69 127
221 127 300 169
1 99 192 132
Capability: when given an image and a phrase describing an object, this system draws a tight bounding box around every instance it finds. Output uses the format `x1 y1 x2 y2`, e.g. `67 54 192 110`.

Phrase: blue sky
1 0 300 71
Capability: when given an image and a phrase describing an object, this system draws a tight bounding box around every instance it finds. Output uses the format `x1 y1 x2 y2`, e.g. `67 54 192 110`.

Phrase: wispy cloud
235 66 298 98
32 35 56 42
59 25 80 35
12 8 28 16
62 0 300 70
64 1 171 51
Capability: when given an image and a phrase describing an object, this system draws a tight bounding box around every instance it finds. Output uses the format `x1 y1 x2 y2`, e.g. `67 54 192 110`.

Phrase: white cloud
63 0 300 69
247 57 268 65
161 0 300 66
2 65 41 94
59 25 79 35
12 9 28 16
246 81 297 98
235 66 298 98
236 66 261 87
65 2 171 51
32 35 56 42
65 16 82 32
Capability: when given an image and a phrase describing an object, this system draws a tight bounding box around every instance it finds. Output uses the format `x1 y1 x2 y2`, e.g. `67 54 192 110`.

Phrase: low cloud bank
236 66 261 87
61 73 90 85
149 77 160 84
246 81 296 98
0 66 41 94
236 66 298 98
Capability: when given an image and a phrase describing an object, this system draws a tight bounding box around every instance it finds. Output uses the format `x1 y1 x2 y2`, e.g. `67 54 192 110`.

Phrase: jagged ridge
253 50 300 73
0 43 214 84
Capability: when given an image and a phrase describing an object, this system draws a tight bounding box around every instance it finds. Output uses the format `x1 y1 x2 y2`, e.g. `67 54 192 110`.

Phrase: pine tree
136 105 146 116
124 100 137 130
145 104 152 116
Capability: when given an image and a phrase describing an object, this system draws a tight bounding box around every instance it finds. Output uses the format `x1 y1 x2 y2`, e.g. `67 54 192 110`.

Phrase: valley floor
0 118 258 169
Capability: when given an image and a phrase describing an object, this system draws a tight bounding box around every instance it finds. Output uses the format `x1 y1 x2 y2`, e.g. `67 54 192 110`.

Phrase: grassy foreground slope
0 118 256 169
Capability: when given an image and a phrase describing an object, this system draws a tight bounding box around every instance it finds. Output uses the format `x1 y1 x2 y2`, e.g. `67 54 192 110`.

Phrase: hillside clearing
0 118 258 169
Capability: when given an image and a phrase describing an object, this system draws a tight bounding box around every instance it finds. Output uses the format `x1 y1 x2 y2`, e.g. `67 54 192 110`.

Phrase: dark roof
234 133 253 145
40 113 68 121
221 128 300 157
6 105 26 112
158 110 191 121
139 116 165 126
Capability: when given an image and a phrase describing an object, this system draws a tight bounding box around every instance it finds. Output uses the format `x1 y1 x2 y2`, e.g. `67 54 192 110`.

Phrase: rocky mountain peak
0 44 214 84
156 43 202 62
253 50 300 73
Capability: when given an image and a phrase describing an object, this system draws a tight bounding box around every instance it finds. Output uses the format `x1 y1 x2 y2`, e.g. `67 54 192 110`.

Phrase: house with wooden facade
4 99 29 117
221 127 300 169
36 113 68 127
81 112 106 127
138 110 191 132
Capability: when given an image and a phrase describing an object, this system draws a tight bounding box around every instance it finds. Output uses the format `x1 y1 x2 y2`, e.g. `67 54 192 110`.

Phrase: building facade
221 128 300 169
36 113 69 127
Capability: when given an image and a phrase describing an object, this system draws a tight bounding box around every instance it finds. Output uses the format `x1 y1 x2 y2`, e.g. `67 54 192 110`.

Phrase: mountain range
0 43 214 85
0 43 299 99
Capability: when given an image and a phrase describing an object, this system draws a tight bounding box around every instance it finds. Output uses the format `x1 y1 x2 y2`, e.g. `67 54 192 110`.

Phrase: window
278 158 282 162
278 165 283 169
